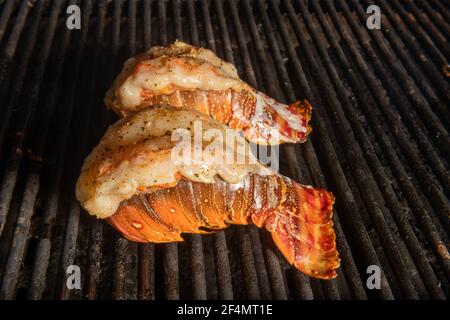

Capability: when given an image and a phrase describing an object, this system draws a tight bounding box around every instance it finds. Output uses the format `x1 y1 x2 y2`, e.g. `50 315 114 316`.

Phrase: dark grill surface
0 0 448 300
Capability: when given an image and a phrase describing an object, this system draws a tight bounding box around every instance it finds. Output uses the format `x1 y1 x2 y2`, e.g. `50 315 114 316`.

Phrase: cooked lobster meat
104 41 312 145
76 106 339 279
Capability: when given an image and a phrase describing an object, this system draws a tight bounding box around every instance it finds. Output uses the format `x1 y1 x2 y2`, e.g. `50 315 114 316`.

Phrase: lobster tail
106 174 339 279
262 179 339 279
290 99 312 139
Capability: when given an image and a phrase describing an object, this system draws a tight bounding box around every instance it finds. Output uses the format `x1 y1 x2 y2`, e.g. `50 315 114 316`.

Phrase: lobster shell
108 174 340 279
135 88 312 145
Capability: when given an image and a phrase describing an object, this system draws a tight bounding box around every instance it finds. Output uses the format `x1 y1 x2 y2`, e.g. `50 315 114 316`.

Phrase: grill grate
0 0 448 300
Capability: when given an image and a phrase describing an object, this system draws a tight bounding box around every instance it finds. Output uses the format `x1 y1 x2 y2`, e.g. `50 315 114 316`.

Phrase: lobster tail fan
267 180 340 279
291 99 313 136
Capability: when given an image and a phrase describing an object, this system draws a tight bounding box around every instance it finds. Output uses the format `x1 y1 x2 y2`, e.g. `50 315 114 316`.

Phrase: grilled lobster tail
105 40 312 145
108 174 339 279
136 89 312 145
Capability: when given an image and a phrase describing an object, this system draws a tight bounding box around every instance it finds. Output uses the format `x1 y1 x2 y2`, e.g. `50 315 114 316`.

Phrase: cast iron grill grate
0 0 448 300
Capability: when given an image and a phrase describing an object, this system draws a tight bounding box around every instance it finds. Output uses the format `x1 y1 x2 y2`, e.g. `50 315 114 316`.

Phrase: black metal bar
211 0 263 300
156 0 179 300
199 0 234 300
138 243 155 299
0 0 17 45
113 238 127 299
128 0 136 55
138 0 156 302
143 0 151 49
158 0 167 46
172 0 182 40
187 0 199 45
418 0 450 39
177 1 208 300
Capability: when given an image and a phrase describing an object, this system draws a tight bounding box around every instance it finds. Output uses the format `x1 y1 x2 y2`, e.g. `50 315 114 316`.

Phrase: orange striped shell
108 174 339 280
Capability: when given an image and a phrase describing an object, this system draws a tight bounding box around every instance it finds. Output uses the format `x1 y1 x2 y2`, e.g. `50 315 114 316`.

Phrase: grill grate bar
172 0 182 41
227 0 278 299
138 0 155 301
143 0 151 49
0 0 16 46
113 238 127 299
157 0 179 300
241 0 317 300
211 0 262 300
200 0 234 300
110 0 127 300
182 0 208 300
